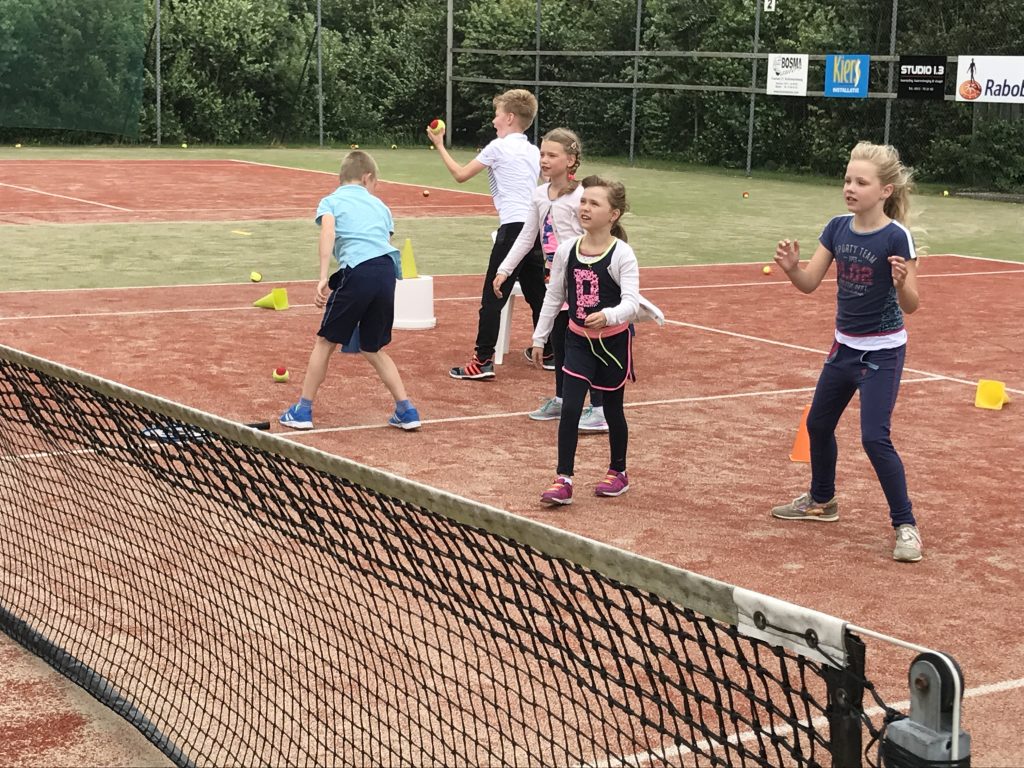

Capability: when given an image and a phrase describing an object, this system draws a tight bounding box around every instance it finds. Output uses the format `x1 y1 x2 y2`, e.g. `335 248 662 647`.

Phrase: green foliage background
2 0 1023 189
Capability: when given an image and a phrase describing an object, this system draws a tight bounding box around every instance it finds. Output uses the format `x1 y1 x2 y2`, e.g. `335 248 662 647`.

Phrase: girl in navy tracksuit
770 142 923 563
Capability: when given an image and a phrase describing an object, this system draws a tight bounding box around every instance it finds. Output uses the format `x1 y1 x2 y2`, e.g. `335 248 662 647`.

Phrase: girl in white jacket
492 128 607 432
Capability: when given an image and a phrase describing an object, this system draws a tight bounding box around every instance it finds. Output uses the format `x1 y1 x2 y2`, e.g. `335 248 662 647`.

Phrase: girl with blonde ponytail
770 142 925 564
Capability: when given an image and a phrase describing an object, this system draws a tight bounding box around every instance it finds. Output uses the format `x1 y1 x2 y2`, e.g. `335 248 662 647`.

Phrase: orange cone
789 405 811 463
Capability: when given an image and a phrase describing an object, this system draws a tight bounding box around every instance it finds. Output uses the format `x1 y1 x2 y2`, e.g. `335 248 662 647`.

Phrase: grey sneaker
578 405 609 433
529 397 562 421
771 492 839 522
893 524 923 562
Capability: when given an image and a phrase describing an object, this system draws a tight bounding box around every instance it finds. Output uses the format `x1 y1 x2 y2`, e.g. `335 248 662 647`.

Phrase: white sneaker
529 397 562 421
893 524 923 562
578 406 609 433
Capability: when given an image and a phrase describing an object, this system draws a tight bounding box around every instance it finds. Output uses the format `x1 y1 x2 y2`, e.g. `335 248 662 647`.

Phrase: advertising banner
825 54 870 98
767 54 809 96
897 55 947 100
956 56 1024 103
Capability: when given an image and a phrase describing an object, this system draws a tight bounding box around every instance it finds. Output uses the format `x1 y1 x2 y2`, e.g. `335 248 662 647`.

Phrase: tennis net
0 344 958 767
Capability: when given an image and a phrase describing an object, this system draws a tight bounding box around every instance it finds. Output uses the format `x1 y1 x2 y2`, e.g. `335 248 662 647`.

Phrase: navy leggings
808 342 915 528
552 310 602 407
557 375 626 477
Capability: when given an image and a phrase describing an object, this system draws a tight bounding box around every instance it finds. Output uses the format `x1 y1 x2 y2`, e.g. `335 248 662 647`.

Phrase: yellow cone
974 379 1010 410
253 287 289 311
400 238 418 279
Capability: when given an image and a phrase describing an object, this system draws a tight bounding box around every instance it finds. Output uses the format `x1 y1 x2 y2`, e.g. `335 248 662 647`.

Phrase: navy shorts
562 324 634 391
319 255 395 352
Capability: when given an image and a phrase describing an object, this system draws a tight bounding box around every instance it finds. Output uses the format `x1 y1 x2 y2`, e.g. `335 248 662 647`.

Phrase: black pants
552 310 603 407
475 222 547 360
557 376 626 477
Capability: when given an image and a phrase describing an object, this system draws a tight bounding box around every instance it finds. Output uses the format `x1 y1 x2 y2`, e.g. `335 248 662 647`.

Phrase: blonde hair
581 175 629 242
339 150 378 183
849 141 915 224
493 89 538 130
543 127 583 197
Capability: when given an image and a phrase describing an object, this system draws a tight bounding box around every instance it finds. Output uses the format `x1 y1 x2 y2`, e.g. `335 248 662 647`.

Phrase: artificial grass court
1 145 1022 293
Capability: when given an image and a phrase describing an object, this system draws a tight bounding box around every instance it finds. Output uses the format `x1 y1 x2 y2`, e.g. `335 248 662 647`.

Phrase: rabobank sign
956 56 1024 104
825 54 871 99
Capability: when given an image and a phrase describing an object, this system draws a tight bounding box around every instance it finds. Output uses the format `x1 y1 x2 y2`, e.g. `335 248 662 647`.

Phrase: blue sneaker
279 403 313 430
388 406 422 431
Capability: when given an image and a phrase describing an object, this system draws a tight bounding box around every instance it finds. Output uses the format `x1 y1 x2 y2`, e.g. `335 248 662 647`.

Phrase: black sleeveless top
566 238 621 326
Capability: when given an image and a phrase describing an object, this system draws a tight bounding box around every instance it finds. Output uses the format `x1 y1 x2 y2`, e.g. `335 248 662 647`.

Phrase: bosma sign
956 56 1024 103
825 54 870 98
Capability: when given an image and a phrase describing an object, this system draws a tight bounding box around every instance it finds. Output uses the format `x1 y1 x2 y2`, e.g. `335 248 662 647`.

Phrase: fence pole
883 0 898 144
445 0 454 148
155 0 161 146
745 0 762 176
628 0 643 165
317 0 323 147
534 0 541 141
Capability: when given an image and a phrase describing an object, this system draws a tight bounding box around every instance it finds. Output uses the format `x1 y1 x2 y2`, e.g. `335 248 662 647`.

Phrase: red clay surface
2 254 1023 766
0 159 495 223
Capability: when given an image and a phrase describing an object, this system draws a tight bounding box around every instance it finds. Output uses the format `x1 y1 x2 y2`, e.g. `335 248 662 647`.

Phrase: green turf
1 145 1021 291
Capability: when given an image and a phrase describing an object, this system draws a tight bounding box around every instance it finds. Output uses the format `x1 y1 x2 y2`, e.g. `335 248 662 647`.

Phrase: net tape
0 345 899 767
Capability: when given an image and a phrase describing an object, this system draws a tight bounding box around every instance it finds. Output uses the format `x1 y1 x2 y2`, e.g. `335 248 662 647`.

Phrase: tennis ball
943 190 950 197
428 145 435 150
250 271 263 282
391 144 398 150
422 189 430 197
428 118 446 135
272 367 290 383
181 143 188 148
14 143 21 148
762 265 772 275
350 143 359 149
742 191 749 199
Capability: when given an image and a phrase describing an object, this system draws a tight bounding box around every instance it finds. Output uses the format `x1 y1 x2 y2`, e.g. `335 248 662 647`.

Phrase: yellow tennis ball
14 143 22 148
181 142 188 148
250 271 263 282
428 118 446 135
762 265 772 275
391 144 398 150
943 190 950 197
272 366 290 383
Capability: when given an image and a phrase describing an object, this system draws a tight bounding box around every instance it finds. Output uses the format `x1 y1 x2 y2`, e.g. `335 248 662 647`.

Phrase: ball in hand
428 118 446 135
250 271 263 282
762 265 772 275
272 367 290 383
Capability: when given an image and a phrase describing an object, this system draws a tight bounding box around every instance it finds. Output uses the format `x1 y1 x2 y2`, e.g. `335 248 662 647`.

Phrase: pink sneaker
595 470 629 497
540 476 573 506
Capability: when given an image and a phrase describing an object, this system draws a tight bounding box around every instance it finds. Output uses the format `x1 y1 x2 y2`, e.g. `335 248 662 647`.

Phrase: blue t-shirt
315 184 400 276
820 214 916 344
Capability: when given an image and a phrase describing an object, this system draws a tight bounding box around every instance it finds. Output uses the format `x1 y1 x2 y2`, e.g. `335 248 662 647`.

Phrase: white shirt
497 184 584 276
476 133 540 225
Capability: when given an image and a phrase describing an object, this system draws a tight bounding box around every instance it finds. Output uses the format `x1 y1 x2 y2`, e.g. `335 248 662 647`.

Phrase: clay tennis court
1 159 1022 765
0 158 494 224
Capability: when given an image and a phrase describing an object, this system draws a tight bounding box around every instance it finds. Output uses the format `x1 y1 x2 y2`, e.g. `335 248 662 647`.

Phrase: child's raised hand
426 126 445 147
492 273 508 298
584 311 608 330
889 255 909 288
314 278 330 308
774 239 800 273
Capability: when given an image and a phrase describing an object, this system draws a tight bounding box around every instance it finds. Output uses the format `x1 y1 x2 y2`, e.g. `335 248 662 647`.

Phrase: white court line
0 447 101 463
277 377 943 437
642 268 1024 292
3 256 1017 296
594 675 1024 768
0 304 318 322
227 158 494 198
664 319 1024 395
0 182 133 212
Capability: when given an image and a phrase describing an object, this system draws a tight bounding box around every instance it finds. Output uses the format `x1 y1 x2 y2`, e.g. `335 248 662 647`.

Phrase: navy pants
557 376 626 477
808 342 915 528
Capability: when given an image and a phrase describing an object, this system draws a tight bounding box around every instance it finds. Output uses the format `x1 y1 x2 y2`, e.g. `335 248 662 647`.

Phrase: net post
824 631 866 768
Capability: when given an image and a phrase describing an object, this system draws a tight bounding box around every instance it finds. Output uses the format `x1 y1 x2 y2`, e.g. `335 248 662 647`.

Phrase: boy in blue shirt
280 151 421 431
